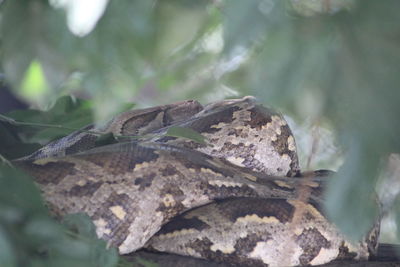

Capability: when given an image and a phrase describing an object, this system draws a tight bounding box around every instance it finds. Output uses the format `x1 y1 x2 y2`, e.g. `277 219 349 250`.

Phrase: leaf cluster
0 165 119 267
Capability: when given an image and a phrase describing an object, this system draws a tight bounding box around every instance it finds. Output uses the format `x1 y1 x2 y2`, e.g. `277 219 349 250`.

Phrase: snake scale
13 96 380 266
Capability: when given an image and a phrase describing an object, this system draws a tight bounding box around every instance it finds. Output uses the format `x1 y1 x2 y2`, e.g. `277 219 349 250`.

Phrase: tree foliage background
1 0 400 266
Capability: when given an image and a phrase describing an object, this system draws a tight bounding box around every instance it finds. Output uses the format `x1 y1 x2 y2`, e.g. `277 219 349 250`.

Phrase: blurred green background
1 0 400 266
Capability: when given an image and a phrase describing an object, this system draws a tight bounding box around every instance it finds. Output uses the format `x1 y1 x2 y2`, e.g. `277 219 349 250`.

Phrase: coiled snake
14 96 379 266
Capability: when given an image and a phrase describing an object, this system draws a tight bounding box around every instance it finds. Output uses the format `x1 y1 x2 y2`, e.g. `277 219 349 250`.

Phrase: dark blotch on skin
270 124 300 177
226 128 249 139
122 110 162 135
337 241 358 260
245 106 274 130
77 143 159 175
188 237 266 267
234 233 271 254
216 198 295 223
296 228 331 265
69 181 103 197
186 106 239 134
162 100 203 125
19 160 77 185
271 125 292 156
134 173 156 191
64 134 98 155
156 185 186 223
92 192 135 247
156 216 210 236
159 164 179 176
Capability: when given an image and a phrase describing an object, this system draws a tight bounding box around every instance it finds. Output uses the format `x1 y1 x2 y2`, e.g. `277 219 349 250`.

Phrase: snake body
14 96 379 266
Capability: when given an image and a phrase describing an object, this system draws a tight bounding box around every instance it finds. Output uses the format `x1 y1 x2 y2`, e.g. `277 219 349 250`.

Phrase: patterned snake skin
13 96 380 266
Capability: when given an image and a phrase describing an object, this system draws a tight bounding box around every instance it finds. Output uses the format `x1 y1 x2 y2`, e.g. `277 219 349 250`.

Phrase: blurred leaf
0 225 17 267
1 0 35 89
0 96 94 159
225 0 400 240
0 121 42 159
62 214 119 267
289 0 356 16
1 0 70 105
166 126 206 145
62 214 97 240
222 0 285 54
325 142 380 240
23 216 65 247
0 165 119 267
5 96 93 142
20 60 51 101
0 166 47 215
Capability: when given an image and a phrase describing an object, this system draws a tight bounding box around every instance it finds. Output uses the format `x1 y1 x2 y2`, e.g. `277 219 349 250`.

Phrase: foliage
1 0 400 265
0 165 119 267
0 96 94 159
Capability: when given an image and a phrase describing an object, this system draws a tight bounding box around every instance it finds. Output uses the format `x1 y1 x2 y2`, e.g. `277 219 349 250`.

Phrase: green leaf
1 0 71 105
20 60 51 101
0 225 17 267
325 142 380 241
5 96 94 142
0 166 47 215
23 216 65 244
62 214 119 267
165 126 206 145
62 214 97 240
222 0 285 54
1 0 35 89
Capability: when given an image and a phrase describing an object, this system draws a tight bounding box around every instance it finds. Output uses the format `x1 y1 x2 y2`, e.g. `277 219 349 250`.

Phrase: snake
13 96 380 266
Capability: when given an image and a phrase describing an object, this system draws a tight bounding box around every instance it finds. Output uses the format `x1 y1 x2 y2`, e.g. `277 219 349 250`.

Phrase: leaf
6 96 94 142
1 0 35 89
0 166 47 215
1 0 71 105
23 216 65 244
62 213 119 267
324 142 380 241
0 225 17 267
0 164 120 267
0 121 42 159
20 60 51 101
222 0 286 54
62 214 98 240
165 126 206 145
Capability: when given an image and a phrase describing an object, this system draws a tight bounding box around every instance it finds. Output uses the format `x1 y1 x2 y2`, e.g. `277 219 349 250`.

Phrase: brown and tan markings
16 140 320 254
147 197 377 266
13 96 380 266
153 96 300 177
